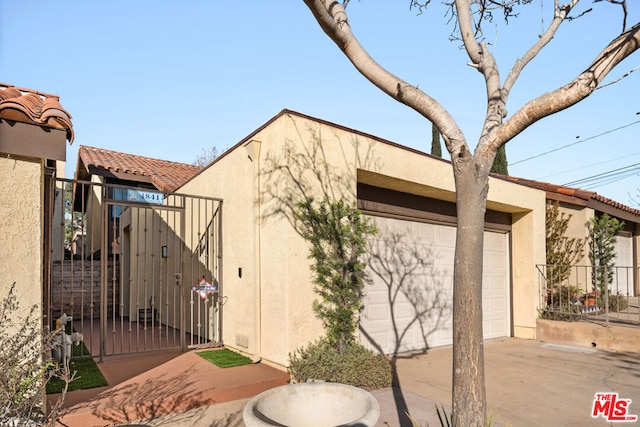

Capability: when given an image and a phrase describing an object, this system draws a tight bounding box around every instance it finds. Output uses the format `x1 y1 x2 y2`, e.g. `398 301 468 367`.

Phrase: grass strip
46 357 108 394
197 348 252 368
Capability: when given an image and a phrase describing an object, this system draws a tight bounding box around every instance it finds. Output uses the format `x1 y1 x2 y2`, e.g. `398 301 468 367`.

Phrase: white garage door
613 233 635 297
360 215 510 355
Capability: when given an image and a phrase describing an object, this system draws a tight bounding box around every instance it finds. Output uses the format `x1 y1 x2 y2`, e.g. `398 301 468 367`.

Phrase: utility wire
510 118 640 166
563 162 640 189
540 151 640 179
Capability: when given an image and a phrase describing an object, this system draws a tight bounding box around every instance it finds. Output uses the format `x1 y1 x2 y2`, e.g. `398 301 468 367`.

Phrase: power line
563 162 640 189
510 118 640 166
539 151 640 180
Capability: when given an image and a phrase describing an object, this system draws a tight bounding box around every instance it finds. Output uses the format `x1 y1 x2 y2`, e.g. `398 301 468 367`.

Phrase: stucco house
43 104 639 369
176 109 547 367
72 145 202 260
0 83 74 331
505 177 640 299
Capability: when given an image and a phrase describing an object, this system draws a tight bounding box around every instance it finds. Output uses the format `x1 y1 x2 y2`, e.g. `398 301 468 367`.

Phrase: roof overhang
86 164 155 186
0 118 67 161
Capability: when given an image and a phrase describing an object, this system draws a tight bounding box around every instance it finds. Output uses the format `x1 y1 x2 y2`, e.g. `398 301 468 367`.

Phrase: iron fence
46 177 223 359
537 264 639 326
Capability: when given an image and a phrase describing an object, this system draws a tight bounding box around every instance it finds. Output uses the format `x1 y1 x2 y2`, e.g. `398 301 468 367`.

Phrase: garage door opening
357 183 511 355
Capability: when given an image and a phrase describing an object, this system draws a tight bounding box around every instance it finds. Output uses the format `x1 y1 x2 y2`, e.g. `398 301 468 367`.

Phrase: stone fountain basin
243 382 380 426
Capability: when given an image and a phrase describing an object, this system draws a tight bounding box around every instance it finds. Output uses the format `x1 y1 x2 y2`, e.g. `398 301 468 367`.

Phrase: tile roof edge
79 145 202 168
0 83 74 143
77 145 202 193
496 174 640 217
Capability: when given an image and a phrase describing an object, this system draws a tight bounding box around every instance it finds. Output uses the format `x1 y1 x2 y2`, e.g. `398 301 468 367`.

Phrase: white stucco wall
180 111 547 367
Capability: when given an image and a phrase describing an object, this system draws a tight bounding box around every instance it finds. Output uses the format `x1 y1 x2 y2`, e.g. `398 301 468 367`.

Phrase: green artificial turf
46 340 106 394
46 357 108 394
196 348 252 368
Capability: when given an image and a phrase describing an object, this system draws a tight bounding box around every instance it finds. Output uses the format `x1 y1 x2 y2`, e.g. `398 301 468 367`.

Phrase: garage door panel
364 303 390 321
613 234 635 297
360 215 510 354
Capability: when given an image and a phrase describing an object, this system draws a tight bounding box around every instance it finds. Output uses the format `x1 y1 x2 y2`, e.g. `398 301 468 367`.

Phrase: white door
360 215 510 354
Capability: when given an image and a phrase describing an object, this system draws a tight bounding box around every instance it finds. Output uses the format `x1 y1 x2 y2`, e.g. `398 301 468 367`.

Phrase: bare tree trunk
451 159 490 426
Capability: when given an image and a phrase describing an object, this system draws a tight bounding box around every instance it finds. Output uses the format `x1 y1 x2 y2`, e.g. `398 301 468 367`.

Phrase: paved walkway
51 338 640 426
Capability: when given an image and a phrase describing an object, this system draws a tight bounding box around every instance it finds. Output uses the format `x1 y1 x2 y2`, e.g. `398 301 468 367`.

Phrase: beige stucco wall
180 112 547 367
181 135 265 358
120 201 218 340
84 174 104 258
0 155 44 329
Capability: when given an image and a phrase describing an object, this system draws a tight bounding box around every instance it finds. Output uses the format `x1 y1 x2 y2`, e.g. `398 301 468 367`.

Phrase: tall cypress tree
431 122 442 157
491 145 508 175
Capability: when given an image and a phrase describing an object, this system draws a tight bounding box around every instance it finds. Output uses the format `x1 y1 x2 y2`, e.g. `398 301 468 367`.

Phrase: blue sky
2 1 639 205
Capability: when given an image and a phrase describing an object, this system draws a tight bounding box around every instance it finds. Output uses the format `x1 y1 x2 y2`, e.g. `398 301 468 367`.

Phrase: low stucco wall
537 318 639 353
0 155 43 329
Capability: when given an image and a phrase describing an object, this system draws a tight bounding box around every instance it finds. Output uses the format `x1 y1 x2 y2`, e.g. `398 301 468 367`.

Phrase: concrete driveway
116 338 639 426
391 338 639 427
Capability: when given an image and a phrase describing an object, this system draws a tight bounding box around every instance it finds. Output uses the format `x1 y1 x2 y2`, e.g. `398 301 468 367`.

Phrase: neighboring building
178 109 547 367
505 177 640 297
0 82 74 331
73 145 202 259
67 147 217 350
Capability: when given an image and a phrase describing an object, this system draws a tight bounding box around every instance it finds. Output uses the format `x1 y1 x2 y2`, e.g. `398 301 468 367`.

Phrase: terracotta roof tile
500 175 640 217
78 146 202 193
0 83 74 143
79 146 202 193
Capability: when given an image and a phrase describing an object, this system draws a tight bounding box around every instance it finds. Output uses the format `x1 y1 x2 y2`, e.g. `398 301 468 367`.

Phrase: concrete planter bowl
243 382 380 426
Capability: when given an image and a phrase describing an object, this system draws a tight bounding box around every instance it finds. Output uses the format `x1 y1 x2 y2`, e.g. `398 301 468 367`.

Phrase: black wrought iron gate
45 178 223 360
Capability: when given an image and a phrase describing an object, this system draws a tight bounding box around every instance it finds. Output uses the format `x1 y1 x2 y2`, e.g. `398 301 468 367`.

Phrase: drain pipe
245 140 262 361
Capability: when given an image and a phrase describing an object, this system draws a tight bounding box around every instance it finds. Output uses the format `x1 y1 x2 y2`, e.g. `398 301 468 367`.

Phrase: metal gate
45 178 223 360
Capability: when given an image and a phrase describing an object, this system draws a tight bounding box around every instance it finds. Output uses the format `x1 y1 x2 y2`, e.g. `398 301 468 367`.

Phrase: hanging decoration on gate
192 277 217 300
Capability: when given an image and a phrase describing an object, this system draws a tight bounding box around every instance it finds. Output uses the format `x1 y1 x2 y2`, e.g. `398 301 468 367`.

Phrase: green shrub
538 307 580 322
600 291 629 313
1 282 72 426
288 338 392 391
541 284 582 321
545 284 582 310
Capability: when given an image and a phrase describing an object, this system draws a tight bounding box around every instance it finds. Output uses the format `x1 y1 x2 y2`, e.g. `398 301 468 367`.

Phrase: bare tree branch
502 1 579 97
595 0 629 32
304 0 468 158
306 1 639 425
456 0 483 64
492 23 640 148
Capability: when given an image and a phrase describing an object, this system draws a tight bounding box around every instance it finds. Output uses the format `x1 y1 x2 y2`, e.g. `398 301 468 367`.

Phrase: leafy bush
545 284 582 310
295 198 376 353
587 214 624 296
545 202 586 284
600 291 629 313
288 338 392 391
1 283 71 426
538 307 580 322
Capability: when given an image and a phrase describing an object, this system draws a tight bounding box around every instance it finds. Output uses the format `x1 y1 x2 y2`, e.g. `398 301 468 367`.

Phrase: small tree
303 1 639 423
192 146 219 167
545 201 586 284
295 197 377 353
490 146 508 175
63 182 84 256
587 213 624 296
0 283 72 426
